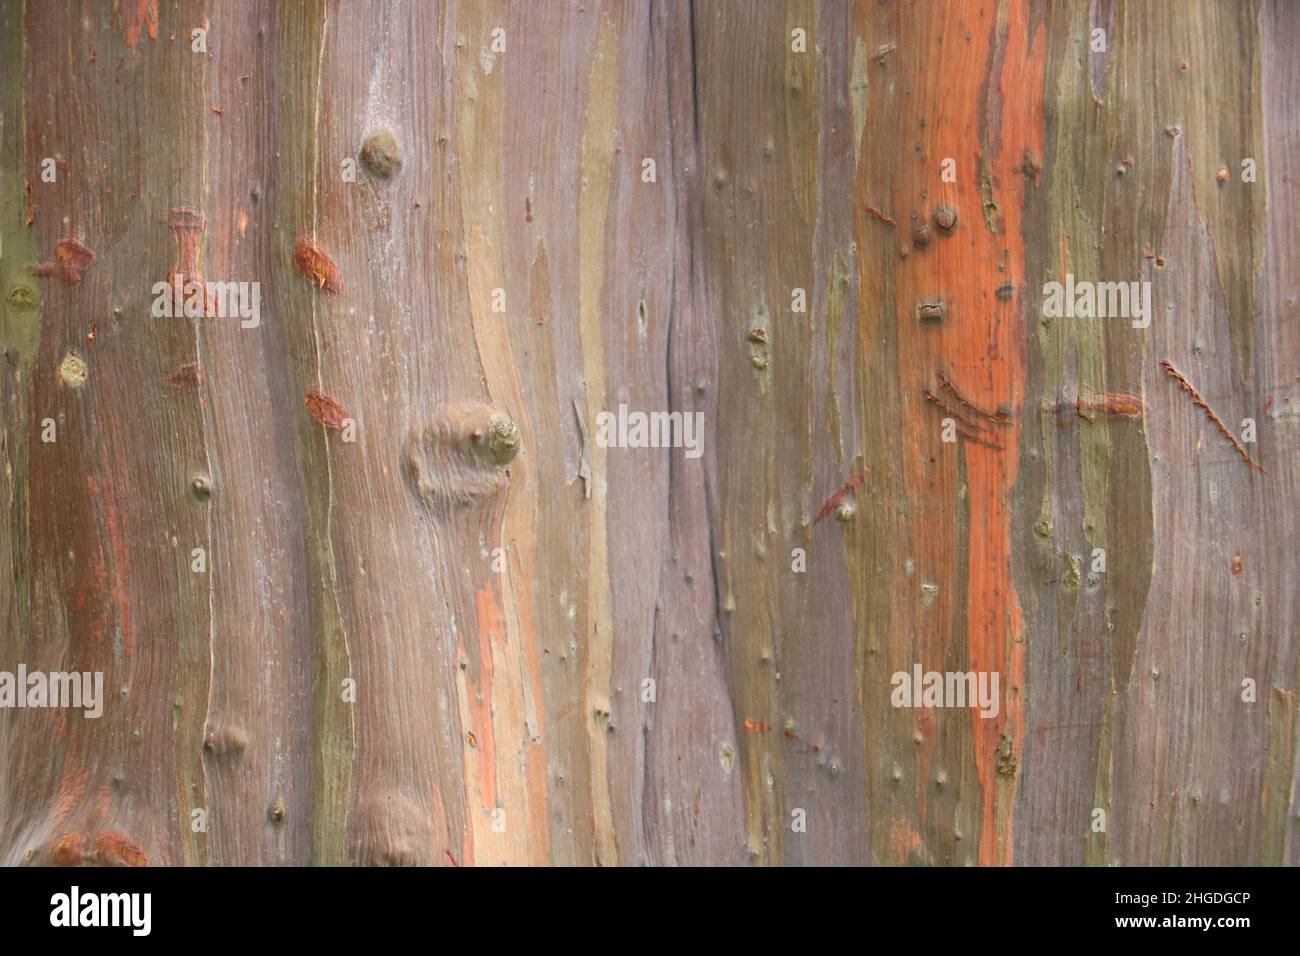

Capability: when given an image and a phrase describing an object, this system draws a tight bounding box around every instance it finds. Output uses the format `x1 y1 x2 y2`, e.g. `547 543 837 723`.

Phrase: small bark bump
360 130 402 178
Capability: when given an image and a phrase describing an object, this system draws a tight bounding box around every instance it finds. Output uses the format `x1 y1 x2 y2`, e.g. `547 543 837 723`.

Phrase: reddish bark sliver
864 203 896 226
305 387 351 430
1075 391 1144 419
115 0 159 48
938 371 1011 426
1159 361 1266 474
165 362 205 390
34 239 96 285
294 238 344 293
742 719 770 734
94 831 149 867
815 465 871 524
922 378 1009 451
51 833 85 866
922 387 979 431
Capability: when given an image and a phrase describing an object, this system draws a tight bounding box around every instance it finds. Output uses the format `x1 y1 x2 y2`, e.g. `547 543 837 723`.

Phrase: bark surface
0 0 1296 866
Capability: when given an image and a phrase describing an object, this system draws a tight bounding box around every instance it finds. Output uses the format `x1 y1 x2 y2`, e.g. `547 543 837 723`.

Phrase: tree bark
1 0 1296 866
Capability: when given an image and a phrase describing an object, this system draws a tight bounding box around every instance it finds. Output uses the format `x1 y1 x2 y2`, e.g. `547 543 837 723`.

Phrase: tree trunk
1 0 1296 867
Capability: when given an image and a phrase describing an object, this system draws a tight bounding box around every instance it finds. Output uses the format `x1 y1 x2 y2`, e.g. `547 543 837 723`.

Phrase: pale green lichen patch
59 351 88 388
1062 552 1081 591
483 414 520 468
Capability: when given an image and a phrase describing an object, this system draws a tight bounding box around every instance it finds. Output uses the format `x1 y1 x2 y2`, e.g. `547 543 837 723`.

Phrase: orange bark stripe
889 1 1043 866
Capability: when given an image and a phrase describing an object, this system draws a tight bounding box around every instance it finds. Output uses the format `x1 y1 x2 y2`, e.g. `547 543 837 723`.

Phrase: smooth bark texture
0 0 1296 866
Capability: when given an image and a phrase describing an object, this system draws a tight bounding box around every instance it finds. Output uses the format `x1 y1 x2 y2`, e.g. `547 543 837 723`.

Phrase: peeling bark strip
814 465 872 524
922 387 980 431
293 237 344 292
1159 361 1266 473
94 831 149 868
1074 391 1144 420
864 203 897 226
938 372 1011 426
33 238 96 284
921 388 1005 450
1 1 1297 870
304 387 350 431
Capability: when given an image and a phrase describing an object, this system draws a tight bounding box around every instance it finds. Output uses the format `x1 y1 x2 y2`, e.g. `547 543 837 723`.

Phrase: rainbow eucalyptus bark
0 0 1297 868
